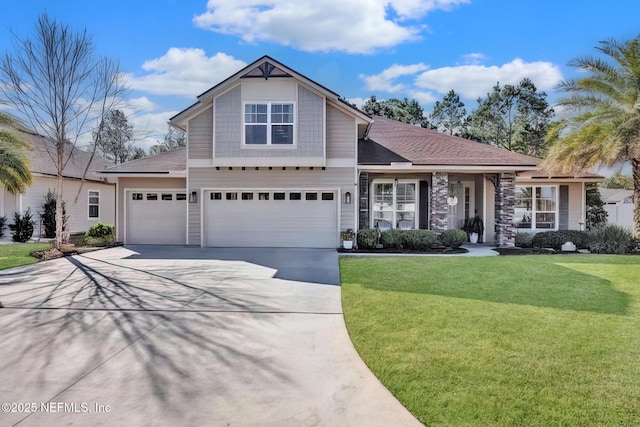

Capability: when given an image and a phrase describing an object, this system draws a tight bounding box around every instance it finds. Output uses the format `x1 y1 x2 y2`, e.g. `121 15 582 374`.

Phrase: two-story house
102 56 601 248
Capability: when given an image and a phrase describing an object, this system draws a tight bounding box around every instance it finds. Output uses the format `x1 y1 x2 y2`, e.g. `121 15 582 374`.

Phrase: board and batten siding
188 167 355 246
188 106 213 160
116 177 186 242
297 85 324 157
326 104 355 160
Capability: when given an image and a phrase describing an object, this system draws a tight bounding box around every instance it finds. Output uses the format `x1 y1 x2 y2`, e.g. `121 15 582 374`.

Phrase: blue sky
1 0 639 150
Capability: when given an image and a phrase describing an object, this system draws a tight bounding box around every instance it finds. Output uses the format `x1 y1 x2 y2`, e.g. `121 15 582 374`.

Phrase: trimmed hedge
369 229 441 251
380 230 403 249
439 229 467 248
357 229 378 249
531 230 591 250
515 232 534 248
401 230 439 250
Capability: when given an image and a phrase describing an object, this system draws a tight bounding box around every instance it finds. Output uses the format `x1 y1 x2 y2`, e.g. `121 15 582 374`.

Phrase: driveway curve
0 246 421 427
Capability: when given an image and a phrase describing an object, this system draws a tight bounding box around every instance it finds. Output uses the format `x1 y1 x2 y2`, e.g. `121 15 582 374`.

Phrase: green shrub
401 230 439 250
439 229 467 248
531 230 592 250
85 223 115 239
380 230 403 249
0 216 6 238
515 232 534 248
357 229 378 249
40 190 68 238
12 208 35 243
588 225 637 254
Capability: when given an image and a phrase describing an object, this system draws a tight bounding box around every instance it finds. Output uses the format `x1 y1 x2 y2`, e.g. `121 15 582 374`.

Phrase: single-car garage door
204 189 338 248
126 190 187 245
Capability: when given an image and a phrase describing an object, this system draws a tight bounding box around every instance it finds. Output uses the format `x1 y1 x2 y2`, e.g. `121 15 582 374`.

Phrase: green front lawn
0 243 51 270
341 255 640 426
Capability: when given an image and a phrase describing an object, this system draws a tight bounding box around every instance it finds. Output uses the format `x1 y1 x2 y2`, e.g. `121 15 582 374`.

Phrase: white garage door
126 190 187 245
204 190 338 248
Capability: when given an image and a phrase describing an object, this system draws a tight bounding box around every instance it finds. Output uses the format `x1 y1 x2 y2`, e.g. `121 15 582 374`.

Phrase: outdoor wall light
345 191 352 205
189 191 197 203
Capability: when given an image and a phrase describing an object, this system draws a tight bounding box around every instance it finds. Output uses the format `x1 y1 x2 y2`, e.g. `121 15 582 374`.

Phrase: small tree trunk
55 174 63 249
632 158 640 238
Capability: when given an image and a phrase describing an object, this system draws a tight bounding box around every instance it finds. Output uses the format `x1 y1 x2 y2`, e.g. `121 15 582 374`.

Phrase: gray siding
297 85 324 157
213 84 324 159
188 167 355 245
188 107 213 159
214 85 242 157
327 105 355 159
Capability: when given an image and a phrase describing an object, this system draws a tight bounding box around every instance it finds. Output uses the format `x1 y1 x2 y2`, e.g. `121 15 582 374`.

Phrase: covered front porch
357 170 518 246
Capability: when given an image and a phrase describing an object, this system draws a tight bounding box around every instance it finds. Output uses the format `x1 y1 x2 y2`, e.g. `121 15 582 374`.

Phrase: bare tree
0 14 126 248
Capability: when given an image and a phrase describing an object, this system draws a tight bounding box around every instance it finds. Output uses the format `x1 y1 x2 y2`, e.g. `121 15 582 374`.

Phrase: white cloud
126 96 158 113
360 63 428 92
193 0 470 54
347 97 368 109
406 90 438 105
414 58 563 99
125 48 247 97
461 52 485 65
129 111 180 151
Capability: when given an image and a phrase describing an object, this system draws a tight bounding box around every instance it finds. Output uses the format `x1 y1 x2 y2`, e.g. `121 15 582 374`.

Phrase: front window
244 103 294 145
371 180 417 230
514 185 557 230
88 191 100 219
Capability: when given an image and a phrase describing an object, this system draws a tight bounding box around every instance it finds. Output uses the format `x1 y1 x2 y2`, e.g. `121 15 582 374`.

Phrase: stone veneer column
495 172 516 247
430 172 449 232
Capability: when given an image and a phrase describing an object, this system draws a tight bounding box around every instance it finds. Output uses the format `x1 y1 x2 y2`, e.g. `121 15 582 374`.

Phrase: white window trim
242 101 297 148
88 190 100 220
370 179 419 230
514 184 559 231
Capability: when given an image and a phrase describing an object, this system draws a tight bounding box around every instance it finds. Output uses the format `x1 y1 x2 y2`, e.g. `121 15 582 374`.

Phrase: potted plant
466 214 484 244
341 229 354 249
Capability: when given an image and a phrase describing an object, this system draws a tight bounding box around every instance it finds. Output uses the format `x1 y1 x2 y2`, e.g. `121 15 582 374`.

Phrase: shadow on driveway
122 245 341 286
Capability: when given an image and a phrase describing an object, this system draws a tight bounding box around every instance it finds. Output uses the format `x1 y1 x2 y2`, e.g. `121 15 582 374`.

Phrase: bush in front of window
357 229 378 249
588 225 637 254
531 230 591 250
380 230 403 249
439 229 467 248
401 230 439 250
515 232 534 248
12 208 35 243
85 223 115 246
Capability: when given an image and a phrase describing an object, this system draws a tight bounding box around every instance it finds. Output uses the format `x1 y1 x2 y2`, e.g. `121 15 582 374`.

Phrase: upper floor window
244 103 294 145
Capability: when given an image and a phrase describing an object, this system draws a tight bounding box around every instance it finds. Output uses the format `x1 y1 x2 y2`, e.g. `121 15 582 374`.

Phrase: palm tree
0 110 32 194
543 36 640 235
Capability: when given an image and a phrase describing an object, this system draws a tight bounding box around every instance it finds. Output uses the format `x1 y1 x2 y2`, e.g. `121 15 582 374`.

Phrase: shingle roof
102 148 186 173
361 116 541 167
27 133 111 181
517 170 603 180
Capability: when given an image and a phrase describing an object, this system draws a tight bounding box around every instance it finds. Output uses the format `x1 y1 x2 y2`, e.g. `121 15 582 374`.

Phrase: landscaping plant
588 225 637 254
12 208 35 243
438 228 466 248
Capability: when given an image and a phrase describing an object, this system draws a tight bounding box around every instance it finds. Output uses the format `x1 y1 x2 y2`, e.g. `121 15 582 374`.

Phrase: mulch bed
492 247 576 255
338 247 468 255
31 244 118 261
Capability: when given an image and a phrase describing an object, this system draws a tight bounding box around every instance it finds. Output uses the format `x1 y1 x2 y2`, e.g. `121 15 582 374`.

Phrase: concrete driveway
0 246 421 427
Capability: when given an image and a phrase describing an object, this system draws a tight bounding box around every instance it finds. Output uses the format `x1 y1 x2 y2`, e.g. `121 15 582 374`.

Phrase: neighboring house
102 55 602 248
0 132 116 238
600 188 634 229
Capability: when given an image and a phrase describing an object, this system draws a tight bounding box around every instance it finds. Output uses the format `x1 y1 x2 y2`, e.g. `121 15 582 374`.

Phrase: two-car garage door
204 189 338 248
